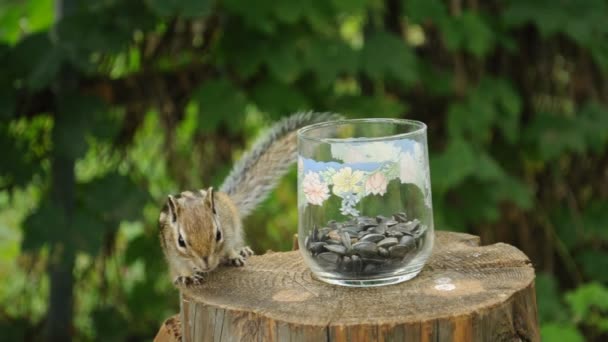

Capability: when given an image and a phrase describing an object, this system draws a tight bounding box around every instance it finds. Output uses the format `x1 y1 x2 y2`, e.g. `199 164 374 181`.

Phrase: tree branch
15 63 218 118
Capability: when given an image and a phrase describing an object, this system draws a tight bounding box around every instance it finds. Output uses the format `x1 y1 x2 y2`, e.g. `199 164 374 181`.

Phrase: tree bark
44 1 78 340
44 153 76 342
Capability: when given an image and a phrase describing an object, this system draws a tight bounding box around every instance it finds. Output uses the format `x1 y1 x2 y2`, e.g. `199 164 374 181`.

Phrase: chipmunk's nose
202 256 209 267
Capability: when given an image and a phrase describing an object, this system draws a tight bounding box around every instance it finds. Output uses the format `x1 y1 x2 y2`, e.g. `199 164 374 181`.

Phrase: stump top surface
181 232 534 326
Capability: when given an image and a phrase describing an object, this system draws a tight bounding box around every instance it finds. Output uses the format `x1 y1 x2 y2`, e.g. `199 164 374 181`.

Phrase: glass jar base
312 266 423 287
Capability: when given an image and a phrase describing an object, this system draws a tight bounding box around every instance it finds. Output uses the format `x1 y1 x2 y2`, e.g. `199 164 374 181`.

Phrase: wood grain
168 232 538 341
154 315 181 342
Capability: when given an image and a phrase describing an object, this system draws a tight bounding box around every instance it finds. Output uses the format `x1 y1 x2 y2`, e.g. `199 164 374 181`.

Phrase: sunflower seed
359 233 385 243
389 245 409 258
309 242 326 254
324 244 347 255
352 241 378 257
378 237 398 248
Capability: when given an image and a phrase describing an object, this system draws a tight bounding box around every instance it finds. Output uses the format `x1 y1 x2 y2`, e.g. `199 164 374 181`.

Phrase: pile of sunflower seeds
304 212 427 275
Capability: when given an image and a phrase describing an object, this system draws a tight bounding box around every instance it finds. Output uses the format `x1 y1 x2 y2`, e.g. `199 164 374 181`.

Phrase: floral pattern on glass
299 139 432 216
365 172 388 196
302 171 330 206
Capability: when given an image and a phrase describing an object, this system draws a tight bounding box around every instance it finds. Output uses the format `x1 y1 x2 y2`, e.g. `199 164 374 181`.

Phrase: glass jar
297 118 434 287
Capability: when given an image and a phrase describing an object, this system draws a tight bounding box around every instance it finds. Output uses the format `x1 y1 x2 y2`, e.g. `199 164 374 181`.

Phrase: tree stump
178 232 539 341
154 315 182 342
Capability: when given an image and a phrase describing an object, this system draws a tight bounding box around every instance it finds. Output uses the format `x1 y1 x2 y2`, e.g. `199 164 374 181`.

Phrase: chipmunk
158 112 341 287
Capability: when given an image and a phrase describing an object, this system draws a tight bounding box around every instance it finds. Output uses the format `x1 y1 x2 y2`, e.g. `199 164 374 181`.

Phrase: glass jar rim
297 118 427 143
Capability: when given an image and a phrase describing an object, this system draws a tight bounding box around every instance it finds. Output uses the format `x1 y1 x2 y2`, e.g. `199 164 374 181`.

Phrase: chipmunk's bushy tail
220 111 342 217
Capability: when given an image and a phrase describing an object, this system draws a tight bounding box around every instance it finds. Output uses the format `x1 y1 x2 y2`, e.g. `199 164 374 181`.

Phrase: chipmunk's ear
166 195 178 223
205 187 223 242
205 187 216 215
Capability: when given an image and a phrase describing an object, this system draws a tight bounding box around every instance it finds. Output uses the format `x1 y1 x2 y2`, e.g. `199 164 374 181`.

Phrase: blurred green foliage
0 0 607 340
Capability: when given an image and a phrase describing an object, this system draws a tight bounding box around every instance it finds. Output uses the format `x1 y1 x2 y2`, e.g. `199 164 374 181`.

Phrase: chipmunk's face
159 188 224 273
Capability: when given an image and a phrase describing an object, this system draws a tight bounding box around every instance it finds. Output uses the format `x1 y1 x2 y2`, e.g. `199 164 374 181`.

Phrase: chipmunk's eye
215 229 222 242
178 234 186 248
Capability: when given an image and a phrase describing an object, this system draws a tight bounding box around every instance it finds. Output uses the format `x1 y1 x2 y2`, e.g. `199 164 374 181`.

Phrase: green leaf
190 80 247 133
461 12 494 57
491 176 533 210
22 200 66 252
503 0 566 36
78 173 149 223
503 0 608 47
302 0 335 33
304 39 359 85
446 102 488 142
442 179 501 223
576 251 608 283
8 32 59 87
56 2 156 66
582 201 608 242
331 95 406 118
54 96 106 159
0 117 48 188
146 0 213 18
433 140 532 222
430 139 476 193
92 306 129 341
590 42 608 72
447 78 521 144
432 198 467 232
58 14 128 55
27 47 63 91
251 81 309 117
217 26 267 78
22 176 136 255
404 0 447 23
125 232 166 275
125 278 170 323
223 0 276 33
418 62 453 96
475 153 505 182
267 46 301 83
440 11 494 57
361 32 417 85
0 0 54 44
331 0 368 14
565 283 608 319
273 1 306 23
551 208 579 250
89 110 122 142
0 5 27 44
71 210 106 255
524 113 584 162
536 273 568 323
125 234 152 265
579 102 608 153
540 323 584 342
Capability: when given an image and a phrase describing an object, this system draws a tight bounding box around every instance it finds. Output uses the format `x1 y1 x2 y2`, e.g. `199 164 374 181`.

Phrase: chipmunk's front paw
173 276 192 287
173 273 205 287
193 272 206 283
229 255 246 267
239 246 254 258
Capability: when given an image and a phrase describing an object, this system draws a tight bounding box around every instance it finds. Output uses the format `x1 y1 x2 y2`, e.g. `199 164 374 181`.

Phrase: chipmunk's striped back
219 111 341 217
